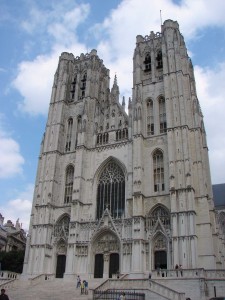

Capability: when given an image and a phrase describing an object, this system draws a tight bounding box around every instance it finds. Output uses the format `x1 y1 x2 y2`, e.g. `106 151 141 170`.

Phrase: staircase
6 278 104 300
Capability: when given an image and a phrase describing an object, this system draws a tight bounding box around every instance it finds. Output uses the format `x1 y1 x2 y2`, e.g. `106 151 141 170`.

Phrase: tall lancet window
159 97 167 133
153 150 165 192
96 161 125 219
65 118 73 152
144 53 151 72
156 50 163 69
70 75 77 100
147 99 154 135
80 73 87 99
64 165 74 203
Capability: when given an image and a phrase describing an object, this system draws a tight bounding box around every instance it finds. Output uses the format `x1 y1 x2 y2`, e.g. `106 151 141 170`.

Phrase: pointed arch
64 165 74 203
70 74 77 100
80 72 87 99
144 52 151 72
152 149 165 192
53 214 70 238
96 159 126 220
65 118 73 152
146 204 170 231
158 96 167 133
156 50 163 69
146 98 154 135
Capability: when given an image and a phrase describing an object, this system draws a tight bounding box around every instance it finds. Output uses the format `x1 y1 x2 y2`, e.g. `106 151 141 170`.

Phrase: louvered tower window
64 165 74 203
65 118 73 152
80 73 87 99
156 50 163 69
70 75 77 100
153 150 165 192
96 161 125 219
159 97 167 133
144 53 151 72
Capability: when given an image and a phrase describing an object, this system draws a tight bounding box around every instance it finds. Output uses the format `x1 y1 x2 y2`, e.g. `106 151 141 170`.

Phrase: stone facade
0 214 26 252
22 19 225 279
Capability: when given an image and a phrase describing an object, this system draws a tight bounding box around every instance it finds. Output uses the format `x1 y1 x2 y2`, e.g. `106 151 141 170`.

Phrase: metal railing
93 289 145 300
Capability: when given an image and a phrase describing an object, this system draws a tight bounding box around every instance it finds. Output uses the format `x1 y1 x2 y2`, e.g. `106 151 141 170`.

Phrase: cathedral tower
23 20 224 279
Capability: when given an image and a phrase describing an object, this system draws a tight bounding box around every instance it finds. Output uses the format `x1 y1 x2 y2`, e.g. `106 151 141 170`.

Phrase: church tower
23 20 224 279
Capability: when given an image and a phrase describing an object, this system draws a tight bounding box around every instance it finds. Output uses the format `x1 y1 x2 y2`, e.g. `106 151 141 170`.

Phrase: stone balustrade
94 278 185 300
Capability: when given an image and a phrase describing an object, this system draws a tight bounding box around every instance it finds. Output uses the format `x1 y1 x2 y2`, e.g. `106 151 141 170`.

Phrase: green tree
0 250 25 273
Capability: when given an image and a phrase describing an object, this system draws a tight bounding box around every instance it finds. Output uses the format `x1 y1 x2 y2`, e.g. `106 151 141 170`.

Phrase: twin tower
23 20 224 279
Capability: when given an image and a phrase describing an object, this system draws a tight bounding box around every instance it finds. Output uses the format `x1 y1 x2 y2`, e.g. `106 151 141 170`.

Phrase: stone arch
53 214 70 239
95 158 126 220
91 228 121 278
94 156 127 182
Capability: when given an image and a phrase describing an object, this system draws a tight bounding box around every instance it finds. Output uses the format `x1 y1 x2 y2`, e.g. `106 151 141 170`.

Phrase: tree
0 250 25 273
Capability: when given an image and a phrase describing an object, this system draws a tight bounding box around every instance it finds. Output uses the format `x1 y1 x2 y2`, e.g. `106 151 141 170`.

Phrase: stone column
103 253 109 278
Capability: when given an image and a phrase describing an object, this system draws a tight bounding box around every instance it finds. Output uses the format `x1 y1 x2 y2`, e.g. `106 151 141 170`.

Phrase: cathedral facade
22 19 225 279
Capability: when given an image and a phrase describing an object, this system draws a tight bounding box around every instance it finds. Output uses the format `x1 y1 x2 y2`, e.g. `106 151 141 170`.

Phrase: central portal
93 231 120 278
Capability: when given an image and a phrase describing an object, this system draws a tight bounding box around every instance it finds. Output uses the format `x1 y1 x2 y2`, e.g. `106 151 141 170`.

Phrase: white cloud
11 0 225 184
195 64 225 184
0 184 34 231
0 116 24 178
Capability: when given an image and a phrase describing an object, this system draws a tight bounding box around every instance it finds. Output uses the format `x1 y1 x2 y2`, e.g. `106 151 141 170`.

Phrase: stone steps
6 278 104 300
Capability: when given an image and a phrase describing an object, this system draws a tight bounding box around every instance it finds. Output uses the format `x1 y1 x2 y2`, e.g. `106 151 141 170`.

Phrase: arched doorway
154 250 167 269
109 253 119 278
92 231 120 278
56 255 66 278
153 233 167 270
94 254 104 278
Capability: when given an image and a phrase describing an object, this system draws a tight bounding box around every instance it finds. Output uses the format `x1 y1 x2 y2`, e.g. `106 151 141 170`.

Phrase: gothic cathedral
23 20 225 279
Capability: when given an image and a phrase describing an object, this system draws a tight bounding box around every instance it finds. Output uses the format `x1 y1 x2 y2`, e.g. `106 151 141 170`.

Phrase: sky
0 0 225 231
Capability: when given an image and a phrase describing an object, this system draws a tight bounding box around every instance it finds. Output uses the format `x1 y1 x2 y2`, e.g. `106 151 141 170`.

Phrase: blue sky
0 0 225 230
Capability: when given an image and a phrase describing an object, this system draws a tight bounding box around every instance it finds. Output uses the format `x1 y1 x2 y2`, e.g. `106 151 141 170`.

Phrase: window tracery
159 97 167 133
65 118 73 152
64 165 74 203
80 73 87 99
146 205 170 230
96 161 125 219
153 150 165 192
144 53 151 72
156 50 163 69
70 75 77 100
53 215 70 238
146 99 154 136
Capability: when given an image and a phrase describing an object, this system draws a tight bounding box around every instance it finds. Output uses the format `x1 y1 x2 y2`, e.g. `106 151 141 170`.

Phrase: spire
111 73 119 103
122 96 125 110
114 74 117 86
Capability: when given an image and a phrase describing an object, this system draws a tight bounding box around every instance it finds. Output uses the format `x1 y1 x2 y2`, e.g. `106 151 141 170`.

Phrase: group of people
175 264 183 277
76 275 88 294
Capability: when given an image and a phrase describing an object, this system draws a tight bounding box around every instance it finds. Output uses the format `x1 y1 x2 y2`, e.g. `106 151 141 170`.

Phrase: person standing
0 289 9 300
76 275 81 288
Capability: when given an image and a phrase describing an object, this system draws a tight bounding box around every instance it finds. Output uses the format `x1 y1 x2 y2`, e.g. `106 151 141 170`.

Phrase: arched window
147 99 154 135
159 97 167 133
65 118 73 152
144 53 151 72
96 161 125 219
80 73 87 99
53 215 70 238
153 150 165 192
146 205 170 230
156 50 163 69
70 75 77 100
64 165 74 203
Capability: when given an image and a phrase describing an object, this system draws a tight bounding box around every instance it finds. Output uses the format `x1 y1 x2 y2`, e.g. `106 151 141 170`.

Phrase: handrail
93 278 185 300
